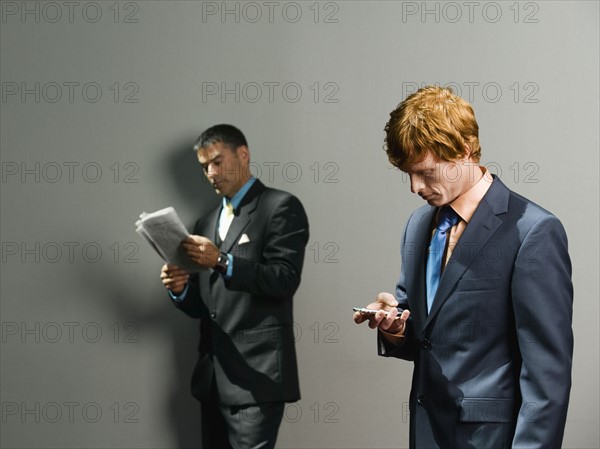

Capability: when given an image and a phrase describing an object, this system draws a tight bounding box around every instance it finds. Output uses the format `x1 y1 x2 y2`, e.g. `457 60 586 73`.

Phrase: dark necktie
426 206 459 313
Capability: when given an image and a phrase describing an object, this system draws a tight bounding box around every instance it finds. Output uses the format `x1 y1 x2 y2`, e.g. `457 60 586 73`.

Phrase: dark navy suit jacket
381 176 573 448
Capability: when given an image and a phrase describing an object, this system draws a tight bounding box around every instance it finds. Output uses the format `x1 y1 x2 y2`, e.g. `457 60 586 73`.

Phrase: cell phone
353 307 404 319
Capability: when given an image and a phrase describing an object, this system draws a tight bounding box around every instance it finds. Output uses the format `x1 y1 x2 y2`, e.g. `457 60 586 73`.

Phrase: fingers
184 248 216 268
381 309 411 334
183 236 211 256
182 236 218 267
182 240 205 254
161 264 188 278
368 309 391 329
161 270 189 280
161 264 187 276
376 292 398 308
160 264 189 294
378 307 399 330
362 293 400 329
184 235 212 245
354 292 410 334
400 309 411 321
353 311 367 324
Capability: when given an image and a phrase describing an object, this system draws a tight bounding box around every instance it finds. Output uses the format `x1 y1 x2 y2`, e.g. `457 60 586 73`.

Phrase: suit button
417 395 426 405
210 312 216 319
422 339 431 349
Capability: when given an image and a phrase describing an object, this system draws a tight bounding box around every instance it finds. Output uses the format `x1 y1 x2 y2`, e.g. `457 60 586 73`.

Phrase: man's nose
410 174 423 194
206 164 218 178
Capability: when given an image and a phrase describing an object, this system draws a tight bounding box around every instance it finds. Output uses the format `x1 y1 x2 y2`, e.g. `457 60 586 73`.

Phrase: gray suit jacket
381 176 573 448
175 180 309 406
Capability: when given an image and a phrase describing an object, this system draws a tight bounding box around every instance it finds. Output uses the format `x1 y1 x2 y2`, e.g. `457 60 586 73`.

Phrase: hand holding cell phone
352 292 410 334
353 307 404 319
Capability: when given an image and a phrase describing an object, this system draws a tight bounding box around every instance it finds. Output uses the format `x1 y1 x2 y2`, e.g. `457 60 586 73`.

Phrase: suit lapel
424 177 509 330
406 207 436 328
221 180 265 252
195 208 220 291
207 209 220 245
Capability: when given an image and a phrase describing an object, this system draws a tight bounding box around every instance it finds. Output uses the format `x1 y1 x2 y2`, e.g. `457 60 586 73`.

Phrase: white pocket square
238 234 250 244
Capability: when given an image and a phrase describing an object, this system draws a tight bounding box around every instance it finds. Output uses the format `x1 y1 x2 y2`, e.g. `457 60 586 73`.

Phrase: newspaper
135 207 203 272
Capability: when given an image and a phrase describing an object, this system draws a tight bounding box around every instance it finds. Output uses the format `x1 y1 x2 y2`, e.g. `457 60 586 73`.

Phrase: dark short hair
193 124 248 152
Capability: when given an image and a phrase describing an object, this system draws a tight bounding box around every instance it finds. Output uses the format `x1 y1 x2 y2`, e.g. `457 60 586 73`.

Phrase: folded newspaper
135 207 203 272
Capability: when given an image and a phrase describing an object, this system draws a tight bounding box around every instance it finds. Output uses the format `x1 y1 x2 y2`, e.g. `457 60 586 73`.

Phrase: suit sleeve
225 194 309 299
170 272 205 318
378 214 418 360
511 215 573 448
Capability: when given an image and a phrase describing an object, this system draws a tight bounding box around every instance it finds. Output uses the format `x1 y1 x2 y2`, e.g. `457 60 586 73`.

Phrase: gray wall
1 1 598 448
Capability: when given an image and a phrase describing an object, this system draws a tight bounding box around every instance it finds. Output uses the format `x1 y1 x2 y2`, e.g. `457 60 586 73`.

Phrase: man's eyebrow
201 154 221 166
407 167 435 174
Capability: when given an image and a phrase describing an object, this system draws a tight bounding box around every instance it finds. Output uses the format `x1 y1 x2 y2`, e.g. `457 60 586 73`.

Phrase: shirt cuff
168 284 189 303
222 253 233 280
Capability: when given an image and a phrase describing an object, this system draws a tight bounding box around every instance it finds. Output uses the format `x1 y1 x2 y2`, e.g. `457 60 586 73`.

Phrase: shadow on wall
162 136 221 448
167 135 221 225
83 263 203 448
85 138 221 448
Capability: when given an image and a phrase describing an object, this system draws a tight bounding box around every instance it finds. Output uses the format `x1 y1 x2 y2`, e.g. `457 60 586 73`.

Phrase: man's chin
424 197 443 206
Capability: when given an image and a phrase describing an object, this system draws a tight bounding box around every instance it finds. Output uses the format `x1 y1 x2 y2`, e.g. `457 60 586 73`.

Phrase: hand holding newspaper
135 207 204 272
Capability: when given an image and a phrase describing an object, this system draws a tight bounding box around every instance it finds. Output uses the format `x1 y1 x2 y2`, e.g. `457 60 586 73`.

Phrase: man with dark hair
194 123 248 151
161 124 309 449
354 86 573 448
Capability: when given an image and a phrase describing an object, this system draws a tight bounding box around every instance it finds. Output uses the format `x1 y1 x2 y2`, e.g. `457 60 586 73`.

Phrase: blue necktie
426 206 459 313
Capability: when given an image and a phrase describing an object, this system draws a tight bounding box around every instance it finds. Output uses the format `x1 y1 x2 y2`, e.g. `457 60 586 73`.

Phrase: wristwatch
214 252 230 274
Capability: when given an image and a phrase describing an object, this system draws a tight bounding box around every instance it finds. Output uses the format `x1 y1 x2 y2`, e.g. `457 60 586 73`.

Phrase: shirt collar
449 167 493 223
223 176 257 212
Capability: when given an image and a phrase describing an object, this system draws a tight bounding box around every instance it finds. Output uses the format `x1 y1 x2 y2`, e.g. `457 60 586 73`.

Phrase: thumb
376 292 398 307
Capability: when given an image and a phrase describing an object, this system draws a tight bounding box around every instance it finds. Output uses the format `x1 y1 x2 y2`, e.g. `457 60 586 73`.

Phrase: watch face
216 253 228 273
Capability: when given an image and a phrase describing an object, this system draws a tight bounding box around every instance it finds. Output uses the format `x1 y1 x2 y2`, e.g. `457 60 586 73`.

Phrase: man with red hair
355 86 573 449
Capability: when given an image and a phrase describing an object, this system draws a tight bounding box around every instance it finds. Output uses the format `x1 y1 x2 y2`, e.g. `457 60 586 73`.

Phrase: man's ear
462 142 477 163
237 145 250 163
463 142 472 157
